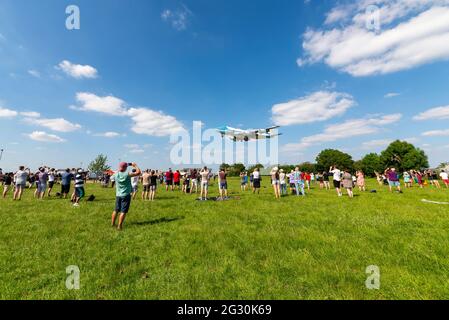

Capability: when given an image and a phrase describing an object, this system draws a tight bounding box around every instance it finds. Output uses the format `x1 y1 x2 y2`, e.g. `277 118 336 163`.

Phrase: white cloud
414 105 449 120
298 1 449 77
422 129 449 136
282 113 402 151
361 139 393 149
124 144 140 149
129 149 145 154
57 60 98 79
20 111 41 118
28 131 66 143
94 132 121 138
272 91 356 126
24 117 81 132
28 70 41 78
0 107 18 118
384 92 400 98
127 107 185 137
73 93 185 137
161 5 192 31
75 92 128 116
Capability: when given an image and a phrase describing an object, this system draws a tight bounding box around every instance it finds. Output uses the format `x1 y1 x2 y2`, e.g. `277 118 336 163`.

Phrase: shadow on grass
130 216 185 227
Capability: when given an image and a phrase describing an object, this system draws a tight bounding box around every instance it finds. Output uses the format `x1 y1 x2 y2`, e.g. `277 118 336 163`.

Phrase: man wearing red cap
111 162 141 231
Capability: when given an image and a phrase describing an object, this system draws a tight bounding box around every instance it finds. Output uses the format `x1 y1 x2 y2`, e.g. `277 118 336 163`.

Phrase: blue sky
1 0 449 171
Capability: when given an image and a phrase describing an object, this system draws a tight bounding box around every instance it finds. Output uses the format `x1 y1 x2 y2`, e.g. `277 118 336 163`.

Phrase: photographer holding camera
111 162 141 231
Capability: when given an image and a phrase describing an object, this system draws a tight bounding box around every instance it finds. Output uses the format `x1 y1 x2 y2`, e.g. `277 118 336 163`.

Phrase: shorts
389 181 400 187
115 194 131 214
15 183 26 189
241 181 247 186
166 180 172 185
272 180 280 186
253 179 261 188
174 181 180 186
191 179 198 185
220 182 228 190
132 185 138 193
201 181 208 190
61 184 70 194
48 181 55 188
149 185 157 191
443 179 449 184
75 187 85 199
143 185 150 192
38 183 47 193
333 180 341 188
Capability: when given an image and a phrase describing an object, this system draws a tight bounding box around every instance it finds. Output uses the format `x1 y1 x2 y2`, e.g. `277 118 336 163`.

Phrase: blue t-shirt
61 172 73 185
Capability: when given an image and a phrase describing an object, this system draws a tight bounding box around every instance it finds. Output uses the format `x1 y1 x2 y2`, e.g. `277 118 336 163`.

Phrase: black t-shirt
150 175 158 186
4 176 12 185
323 172 330 181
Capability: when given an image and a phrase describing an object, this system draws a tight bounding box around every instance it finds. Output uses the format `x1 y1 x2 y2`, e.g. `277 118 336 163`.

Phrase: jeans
295 182 305 196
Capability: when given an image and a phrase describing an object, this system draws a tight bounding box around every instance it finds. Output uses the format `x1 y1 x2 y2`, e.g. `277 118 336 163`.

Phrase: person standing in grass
190 169 199 194
403 171 412 188
2 173 13 199
240 172 248 191
47 169 55 197
356 170 366 192
279 169 287 195
200 166 210 200
141 169 151 200
322 171 330 190
385 168 402 193
330 166 342 197
36 167 48 200
218 168 228 200
111 162 141 230
149 170 158 201
440 170 449 188
270 167 281 199
73 169 85 207
342 169 354 198
60 168 73 199
293 167 305 196
131 169 140 200
252 168 261 194
13 166 29 200
165 169 173 191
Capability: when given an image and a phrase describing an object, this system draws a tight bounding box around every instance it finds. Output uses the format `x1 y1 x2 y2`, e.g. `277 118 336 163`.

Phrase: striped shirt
75 174 84 188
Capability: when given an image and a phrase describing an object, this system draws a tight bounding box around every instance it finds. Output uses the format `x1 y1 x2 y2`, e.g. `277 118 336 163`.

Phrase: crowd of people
1 163 448 230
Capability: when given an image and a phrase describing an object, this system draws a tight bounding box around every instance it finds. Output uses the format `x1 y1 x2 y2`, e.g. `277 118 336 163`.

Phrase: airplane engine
244 136 249 142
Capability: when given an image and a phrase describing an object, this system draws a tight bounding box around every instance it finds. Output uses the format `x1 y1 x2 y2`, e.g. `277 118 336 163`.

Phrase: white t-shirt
331 169 341 181
131 176 139 187
440 172 448 180
15 170 28 185
279 172 286 184
253 171 260 179
48 174 55 182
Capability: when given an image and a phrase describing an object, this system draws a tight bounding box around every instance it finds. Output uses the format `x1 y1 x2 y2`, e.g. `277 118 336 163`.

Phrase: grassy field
1 177 448 300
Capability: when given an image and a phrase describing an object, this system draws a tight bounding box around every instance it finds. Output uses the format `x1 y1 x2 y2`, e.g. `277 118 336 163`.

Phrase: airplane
217 125 282 142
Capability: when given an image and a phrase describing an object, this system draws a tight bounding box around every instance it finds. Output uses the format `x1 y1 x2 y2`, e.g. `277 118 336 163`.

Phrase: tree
247 164 264 172
380 140 429 172
88 154 111 175
279 164 295 173
315 149 354 172
219 163 231 172
359 153 383 177
297 162 316 173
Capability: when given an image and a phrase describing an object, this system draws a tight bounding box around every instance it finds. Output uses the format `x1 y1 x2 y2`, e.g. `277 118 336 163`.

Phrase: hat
77 169 83 173
119 162 128 172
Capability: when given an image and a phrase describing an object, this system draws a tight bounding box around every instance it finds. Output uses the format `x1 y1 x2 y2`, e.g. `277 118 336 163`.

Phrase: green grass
1 178 449 300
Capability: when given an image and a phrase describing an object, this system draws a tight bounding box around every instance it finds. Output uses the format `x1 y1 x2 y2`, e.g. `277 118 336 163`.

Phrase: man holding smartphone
111 162 141 231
